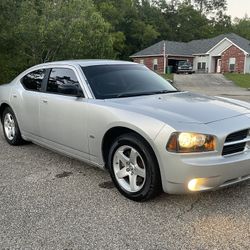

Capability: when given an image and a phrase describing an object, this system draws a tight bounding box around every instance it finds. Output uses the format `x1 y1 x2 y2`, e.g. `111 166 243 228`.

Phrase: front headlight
166 132 216 153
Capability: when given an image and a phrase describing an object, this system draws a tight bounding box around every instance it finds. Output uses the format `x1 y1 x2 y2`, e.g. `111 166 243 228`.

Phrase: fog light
188 178 210 191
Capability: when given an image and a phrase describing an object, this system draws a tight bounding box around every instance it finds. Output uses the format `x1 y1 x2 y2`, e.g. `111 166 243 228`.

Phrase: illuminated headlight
189 66 192 70
178 67 181 69
166 132 216 153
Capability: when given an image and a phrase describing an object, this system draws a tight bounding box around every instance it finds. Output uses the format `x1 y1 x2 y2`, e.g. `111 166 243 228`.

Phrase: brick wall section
221 45 245 73
133 56 165 74
133 56 194 74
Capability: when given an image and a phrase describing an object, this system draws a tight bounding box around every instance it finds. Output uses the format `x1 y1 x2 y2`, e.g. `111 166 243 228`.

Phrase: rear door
13 68 48 136
39 66 89 159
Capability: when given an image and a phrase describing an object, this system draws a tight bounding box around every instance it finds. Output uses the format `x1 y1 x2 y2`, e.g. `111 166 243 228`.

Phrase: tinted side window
21 69 46 91
47 68 82 96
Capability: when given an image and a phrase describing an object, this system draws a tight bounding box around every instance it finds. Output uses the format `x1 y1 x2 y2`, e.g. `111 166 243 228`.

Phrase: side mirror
166 79 173 84
76 88 84 98
58 84 84 97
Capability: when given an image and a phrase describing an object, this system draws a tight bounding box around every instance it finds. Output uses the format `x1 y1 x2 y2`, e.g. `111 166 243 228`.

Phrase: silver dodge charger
0 60 250 201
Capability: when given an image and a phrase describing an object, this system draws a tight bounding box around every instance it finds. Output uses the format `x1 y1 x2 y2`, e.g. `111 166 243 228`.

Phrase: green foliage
233 17 250 40
191 0 227 14
0 0 250 84
224 73 250 88
165 3 213 41
162 73 174 81
94 0 160 59
0 0 115 83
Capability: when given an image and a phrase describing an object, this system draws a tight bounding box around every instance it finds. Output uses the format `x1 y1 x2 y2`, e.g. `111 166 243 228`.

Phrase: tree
94 0 160 59
173 4 213 41
93 0 127 57
0 0 239 83
0 0 115 83
233 16 250 40
210 11 232 35
151 1 213 41
0 0 24 82
191 0 227 15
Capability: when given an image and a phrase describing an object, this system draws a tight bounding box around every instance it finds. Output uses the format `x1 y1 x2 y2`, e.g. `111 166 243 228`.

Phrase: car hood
105 92 250 124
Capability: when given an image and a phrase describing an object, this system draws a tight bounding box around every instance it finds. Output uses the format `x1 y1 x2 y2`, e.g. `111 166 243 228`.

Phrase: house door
217 59 222 73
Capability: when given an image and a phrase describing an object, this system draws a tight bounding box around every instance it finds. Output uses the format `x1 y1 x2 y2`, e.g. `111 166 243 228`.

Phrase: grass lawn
224 73 250 88
161 73 174 81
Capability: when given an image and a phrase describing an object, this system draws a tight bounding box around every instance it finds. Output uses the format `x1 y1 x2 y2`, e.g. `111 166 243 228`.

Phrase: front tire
2 107 26 145
108 133 162 201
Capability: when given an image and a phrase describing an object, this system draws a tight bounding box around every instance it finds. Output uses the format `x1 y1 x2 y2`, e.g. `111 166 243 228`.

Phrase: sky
227 0 250 19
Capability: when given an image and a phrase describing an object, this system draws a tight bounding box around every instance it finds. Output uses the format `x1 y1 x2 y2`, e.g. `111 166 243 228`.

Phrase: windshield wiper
151 90 180 94
117 90 180 98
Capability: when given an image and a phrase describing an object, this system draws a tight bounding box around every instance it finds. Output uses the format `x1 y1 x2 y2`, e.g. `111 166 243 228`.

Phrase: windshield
178 61 192 67
81 64 177 99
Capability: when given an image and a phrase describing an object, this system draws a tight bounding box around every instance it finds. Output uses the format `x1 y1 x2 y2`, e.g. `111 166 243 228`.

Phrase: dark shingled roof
131 33 250 57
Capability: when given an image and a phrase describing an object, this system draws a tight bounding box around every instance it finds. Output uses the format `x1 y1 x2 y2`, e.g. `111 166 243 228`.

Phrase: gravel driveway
0 77 250 249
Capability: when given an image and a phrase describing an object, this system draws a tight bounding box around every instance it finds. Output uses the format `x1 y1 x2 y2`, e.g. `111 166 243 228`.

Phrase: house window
229 58 236 72
139 59 144 64
153 58 158 71
197 62 206 71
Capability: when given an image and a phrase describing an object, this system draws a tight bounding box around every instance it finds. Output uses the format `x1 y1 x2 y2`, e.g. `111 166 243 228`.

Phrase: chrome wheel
113 145 146 193
4 113 16 140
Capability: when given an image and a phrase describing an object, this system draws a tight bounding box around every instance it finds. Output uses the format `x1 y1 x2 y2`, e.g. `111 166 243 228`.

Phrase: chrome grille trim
220 174 250 188
224 137 250 146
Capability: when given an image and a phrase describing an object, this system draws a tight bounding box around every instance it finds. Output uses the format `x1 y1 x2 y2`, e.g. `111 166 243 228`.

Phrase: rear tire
108 133 162 201
2 107 26 145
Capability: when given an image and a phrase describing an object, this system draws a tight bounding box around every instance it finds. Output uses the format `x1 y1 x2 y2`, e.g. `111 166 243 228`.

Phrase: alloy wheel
113 145 146 193
4 113 16 141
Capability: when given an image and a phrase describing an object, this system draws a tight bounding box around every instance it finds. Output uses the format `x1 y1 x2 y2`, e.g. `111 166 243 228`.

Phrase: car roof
14 59 140 82
34 59 137 68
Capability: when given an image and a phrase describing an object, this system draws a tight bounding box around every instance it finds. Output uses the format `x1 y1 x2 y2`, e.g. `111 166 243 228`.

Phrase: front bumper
162 152 250 194
154 120 250 194
176 69 194 74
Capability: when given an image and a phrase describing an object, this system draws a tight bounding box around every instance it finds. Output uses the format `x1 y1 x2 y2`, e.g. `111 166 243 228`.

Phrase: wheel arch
101 126 161 172
0 103 11 123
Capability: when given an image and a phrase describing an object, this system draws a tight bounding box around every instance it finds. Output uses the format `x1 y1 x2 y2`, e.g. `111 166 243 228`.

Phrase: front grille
222 129 249 156
220 175 250 187
222 142 246 156
225 129 248 143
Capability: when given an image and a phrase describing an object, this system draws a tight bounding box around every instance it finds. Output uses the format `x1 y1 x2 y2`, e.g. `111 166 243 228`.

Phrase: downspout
208 55 212 73
163 42 166 74
244 54 248 74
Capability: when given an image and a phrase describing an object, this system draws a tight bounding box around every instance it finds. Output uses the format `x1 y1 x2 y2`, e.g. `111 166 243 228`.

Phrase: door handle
42 99 48 104
12 94 17 98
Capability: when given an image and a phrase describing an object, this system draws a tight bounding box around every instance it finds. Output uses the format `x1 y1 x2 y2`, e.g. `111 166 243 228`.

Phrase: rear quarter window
21 69 46 91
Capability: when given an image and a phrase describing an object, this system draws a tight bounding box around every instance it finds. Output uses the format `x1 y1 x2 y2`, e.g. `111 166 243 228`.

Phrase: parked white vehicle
0 60 250 201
